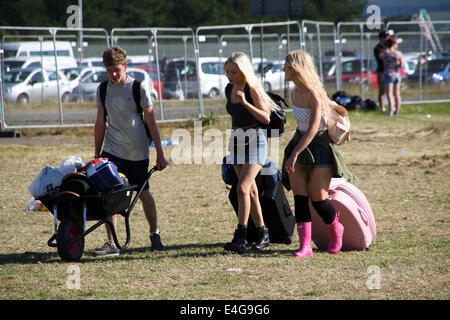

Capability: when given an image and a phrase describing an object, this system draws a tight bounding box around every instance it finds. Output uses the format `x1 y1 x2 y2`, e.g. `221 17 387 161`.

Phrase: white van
3 57 43 71
1 41 77 69
163 57 228 99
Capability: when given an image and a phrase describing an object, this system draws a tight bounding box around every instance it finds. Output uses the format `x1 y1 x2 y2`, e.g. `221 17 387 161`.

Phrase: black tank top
225 83 260 128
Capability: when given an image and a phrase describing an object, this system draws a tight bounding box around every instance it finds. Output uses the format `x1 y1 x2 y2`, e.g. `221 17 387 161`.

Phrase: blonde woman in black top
223 52 279 253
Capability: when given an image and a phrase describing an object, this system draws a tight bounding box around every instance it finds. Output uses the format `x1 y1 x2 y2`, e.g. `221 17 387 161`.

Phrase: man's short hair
103 46 127 67
378 30 389 40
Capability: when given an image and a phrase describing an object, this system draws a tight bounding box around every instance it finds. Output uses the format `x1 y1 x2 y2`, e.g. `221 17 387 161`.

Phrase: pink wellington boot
292 222 313 258
327 212 344 254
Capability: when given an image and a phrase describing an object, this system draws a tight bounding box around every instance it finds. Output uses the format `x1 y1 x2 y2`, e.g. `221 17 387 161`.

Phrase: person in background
93 46 167 256
374 30 390 113
383 37 404 116
223 52 280 253
282 50 358 258
161 56 169 78
164 62 183 100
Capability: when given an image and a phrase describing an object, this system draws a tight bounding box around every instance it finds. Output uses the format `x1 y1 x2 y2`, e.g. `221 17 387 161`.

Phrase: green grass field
0 102 448 301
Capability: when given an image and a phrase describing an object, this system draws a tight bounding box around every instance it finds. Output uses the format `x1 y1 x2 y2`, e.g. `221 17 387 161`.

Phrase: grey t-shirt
96 75 153 161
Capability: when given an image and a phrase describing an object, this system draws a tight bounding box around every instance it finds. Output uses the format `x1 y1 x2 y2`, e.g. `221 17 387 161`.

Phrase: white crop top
292 105 327 132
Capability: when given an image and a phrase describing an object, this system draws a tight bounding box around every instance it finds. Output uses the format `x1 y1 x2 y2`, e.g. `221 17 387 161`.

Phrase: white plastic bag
59 156 84 176
28 166 64 198
25 197 43 211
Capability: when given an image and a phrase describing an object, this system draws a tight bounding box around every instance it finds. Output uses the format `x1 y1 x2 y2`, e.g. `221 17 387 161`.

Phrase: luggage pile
28 156 127 199
331 91 377 112
222 158 376 251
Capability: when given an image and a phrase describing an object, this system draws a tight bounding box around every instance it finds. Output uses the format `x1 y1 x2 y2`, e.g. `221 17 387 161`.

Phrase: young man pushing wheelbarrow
93 46 168 256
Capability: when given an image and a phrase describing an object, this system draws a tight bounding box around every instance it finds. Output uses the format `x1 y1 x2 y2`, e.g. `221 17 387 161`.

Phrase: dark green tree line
0 0 367 30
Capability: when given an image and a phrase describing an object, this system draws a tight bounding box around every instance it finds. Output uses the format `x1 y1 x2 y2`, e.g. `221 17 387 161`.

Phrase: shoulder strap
243 83 253 105
132 80 142 113
99 80 108 121
225 83 232 100
132 79 152 142
266 91 289 109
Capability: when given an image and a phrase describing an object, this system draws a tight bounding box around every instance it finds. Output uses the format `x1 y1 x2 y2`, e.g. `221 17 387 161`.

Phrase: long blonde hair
285 50 332 121
224 52 279 112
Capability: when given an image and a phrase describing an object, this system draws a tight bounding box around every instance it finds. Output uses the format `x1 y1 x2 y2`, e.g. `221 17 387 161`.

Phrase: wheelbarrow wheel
56 216 85 262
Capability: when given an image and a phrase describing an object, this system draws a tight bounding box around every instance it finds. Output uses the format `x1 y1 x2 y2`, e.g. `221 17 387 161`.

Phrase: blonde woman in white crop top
283 49 345 258
291 101 327 132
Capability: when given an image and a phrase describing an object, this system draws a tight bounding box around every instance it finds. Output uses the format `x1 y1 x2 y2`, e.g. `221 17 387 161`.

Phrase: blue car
407 58 450 84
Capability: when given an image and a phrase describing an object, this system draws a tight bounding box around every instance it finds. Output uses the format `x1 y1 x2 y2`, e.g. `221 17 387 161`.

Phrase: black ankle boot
253 226 270 251
224 225 247 253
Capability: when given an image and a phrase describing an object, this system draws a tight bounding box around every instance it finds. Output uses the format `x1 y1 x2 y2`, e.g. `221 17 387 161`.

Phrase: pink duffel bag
310 180 376 251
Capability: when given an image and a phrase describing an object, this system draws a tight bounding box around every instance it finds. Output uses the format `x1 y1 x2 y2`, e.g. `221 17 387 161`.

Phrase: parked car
126 60 164 100
79 57 104 69
61 67 95 90
162 57 228 99
125 68 159 101
253 60 294 92
4 67 72 105
316 60 335 78
69 67 158 102
3 57 44 71
324 57 379 89
407 58 450 84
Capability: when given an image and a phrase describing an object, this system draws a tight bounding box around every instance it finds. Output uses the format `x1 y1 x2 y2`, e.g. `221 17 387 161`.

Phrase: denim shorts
227 126 268 166
384 73 401 84
305 142 333 168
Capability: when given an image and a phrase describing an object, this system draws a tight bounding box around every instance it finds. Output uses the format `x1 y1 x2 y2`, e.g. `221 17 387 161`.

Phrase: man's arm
143 105 167 170
94 107 106 158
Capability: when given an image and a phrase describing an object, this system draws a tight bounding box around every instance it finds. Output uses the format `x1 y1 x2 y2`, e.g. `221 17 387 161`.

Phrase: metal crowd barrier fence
110 27 196 120
0 26 109 132
1 19 449 133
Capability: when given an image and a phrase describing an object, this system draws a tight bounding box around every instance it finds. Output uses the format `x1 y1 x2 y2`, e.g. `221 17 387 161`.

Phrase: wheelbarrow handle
125 166 158 216
103 166 158 250
146 166 158 180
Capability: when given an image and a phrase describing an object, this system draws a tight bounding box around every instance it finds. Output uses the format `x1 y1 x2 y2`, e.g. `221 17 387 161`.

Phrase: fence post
150 28 165 120
0 48 4 132
50 28 64 124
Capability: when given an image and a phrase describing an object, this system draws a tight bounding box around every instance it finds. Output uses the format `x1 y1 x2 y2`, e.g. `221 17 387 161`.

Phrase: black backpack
346 96 366 111
264 91 288 138
99 80 153 144
364 98 377 111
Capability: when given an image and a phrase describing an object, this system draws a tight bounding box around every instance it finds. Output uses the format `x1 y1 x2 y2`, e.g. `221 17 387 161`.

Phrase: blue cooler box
89 161 124 192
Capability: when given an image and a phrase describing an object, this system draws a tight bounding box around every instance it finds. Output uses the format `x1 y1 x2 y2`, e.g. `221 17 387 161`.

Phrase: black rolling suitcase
226 160 295 244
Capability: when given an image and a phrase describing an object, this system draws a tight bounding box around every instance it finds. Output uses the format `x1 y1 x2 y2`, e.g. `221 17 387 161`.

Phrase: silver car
69 67 158 102
4 67 72 105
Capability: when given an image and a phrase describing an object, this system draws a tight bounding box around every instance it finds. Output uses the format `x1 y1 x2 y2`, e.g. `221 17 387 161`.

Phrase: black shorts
101 151 149 190
306 142 333 168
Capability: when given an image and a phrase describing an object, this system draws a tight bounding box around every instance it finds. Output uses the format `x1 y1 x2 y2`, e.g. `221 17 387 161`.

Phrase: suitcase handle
329 189 369 226
358 207 369 226
327 189 335 199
